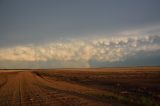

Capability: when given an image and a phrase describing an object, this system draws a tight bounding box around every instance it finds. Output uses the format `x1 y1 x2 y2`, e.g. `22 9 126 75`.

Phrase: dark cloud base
0 52 160 69
0 60 88 69
90 51 160 68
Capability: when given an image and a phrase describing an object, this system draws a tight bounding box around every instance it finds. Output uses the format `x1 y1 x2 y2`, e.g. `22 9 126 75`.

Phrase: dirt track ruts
0 71 109 106
0 68 160 106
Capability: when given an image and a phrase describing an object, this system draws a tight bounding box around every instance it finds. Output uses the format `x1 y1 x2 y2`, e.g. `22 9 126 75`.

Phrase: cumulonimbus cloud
0 35 160 65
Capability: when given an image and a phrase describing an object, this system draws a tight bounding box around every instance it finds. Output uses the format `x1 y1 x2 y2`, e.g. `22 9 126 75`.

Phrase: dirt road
0 68 160 106
0 71 110 106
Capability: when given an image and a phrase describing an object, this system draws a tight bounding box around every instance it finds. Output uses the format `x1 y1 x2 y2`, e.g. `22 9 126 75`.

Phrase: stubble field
0 67 160 106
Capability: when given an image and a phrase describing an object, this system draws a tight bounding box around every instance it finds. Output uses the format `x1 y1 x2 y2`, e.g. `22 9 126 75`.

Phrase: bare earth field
0 67 160 106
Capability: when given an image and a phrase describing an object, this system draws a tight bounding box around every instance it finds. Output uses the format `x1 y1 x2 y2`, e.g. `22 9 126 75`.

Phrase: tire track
33 72 111 106
0 71 111 106
0 75 8 89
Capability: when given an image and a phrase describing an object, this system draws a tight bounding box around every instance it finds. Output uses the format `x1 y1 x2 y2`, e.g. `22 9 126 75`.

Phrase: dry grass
0 67 160 106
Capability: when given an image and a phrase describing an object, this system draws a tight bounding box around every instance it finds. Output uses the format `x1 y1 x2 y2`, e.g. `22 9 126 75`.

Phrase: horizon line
0 66 160 70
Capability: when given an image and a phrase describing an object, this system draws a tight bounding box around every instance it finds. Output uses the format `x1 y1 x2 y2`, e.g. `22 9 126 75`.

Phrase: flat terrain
0 67 160 106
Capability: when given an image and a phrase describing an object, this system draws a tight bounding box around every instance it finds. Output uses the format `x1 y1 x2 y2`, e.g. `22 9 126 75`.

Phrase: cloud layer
0 34 160 68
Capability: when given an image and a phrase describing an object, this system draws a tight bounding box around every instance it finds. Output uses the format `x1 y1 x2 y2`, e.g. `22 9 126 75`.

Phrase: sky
0 0 160 68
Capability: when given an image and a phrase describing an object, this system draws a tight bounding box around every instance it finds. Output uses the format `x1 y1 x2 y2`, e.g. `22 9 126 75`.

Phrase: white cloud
0 34 160 67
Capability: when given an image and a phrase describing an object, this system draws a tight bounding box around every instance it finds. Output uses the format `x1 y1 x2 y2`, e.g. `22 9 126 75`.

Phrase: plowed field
0 67 160 106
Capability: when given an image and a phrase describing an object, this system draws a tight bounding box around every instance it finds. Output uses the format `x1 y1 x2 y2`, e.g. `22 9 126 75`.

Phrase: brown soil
0 67 160 106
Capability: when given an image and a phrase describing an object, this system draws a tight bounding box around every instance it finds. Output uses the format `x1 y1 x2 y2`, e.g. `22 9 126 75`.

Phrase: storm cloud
1 0 160 68
0 34 160 68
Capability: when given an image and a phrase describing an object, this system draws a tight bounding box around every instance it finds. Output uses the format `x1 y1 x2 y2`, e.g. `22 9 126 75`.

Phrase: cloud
0 34 160 68
0 28 160 67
